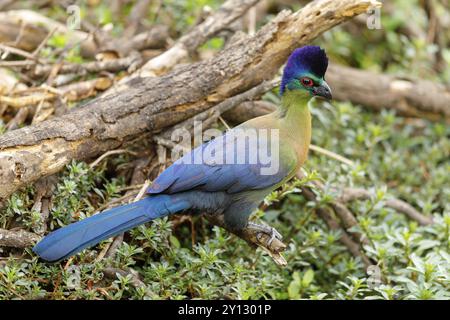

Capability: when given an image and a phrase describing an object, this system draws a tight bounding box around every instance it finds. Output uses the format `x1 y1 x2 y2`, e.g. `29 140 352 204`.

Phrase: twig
0 43 44 62
30 176 56 235
5 107 28 130
31 26 58 58
90 149 137 168
309 144 355 167
134 180 151 201
0 60 35 67
123 0 152 38
32 52 143 77
339 188 433 225
0 92 55 108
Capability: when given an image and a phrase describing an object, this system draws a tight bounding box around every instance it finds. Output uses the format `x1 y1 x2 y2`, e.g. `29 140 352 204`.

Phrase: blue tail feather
33 195 190 262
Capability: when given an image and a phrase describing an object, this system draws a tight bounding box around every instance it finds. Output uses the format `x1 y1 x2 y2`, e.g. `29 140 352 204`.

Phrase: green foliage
0 0 449 300
2 97 447 299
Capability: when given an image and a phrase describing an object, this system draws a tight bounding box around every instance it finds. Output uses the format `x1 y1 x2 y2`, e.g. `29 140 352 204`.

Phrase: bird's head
280 46 332 100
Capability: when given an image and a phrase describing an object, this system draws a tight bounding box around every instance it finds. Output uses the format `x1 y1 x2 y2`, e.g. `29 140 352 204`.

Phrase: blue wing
148 128 296 195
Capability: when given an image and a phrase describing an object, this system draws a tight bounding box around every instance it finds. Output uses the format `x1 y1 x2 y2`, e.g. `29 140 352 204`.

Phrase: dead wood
31 52 143 78
0 0 380 202
327 64 450 122
339 188 433 225
0 228 40 248
0 10 97 58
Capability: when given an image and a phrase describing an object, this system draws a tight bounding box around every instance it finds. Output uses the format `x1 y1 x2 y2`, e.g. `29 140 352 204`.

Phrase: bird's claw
247 222 283 247
267 228 283 246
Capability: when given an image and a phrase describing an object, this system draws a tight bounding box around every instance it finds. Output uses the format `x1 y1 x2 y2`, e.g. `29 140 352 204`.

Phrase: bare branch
0 228 40 248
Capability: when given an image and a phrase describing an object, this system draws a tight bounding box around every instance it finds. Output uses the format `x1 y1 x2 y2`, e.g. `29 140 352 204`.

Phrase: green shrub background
0 0 448 299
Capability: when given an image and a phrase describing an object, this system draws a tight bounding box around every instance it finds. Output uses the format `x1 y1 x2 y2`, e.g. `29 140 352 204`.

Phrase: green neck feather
277 89 312 161
278 89 311 124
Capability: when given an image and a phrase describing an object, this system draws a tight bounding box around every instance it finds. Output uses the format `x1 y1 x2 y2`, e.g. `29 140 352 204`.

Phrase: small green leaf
302 269 314 287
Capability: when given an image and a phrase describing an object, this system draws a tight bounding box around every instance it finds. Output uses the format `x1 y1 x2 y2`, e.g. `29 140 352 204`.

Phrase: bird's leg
246 221 283 246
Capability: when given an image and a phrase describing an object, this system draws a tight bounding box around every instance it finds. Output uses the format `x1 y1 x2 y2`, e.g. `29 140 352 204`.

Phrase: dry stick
297 170 371 264
123 0 152 38
118 25 169 56
5 107 28 130
0 0 380 204
31 176 56 235
0 60 35 67
32 52 143 77
31 26 58 58
0 92 55 108
224 64 450 123
309 144 355 167
95 180 151 262
0 1 380 264
0 228 40 248
0 43 45 63
89 149 136 168
339 188 433 226
0 10 97 58
204 213 288 266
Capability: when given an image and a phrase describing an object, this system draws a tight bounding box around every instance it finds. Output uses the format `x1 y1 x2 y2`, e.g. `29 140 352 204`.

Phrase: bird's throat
279 90 312 165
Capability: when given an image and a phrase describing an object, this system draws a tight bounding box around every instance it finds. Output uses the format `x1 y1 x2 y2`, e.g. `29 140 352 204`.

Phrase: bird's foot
247 222 283 247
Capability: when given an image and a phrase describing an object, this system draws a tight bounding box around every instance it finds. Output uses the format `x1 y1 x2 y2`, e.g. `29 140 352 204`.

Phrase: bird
33 45 332 262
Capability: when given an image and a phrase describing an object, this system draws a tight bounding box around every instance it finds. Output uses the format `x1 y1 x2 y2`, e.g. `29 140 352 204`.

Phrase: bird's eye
300 77 314 87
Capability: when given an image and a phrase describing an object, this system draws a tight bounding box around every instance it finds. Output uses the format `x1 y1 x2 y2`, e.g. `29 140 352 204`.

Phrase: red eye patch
300 77 314 87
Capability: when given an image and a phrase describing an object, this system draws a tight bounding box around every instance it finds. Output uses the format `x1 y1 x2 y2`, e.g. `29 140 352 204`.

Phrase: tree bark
0 228 40 248
327 64 450 122
0 0 380 201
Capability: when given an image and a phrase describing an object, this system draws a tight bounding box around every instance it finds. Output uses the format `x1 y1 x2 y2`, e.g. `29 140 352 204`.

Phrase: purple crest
280 46 328 95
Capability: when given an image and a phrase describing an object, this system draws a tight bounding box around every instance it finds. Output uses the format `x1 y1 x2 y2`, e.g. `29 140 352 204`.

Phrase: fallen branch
327 64 450 122
32 52 143 77
0 10 97 58
0 228 40 248
0 0 380 201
